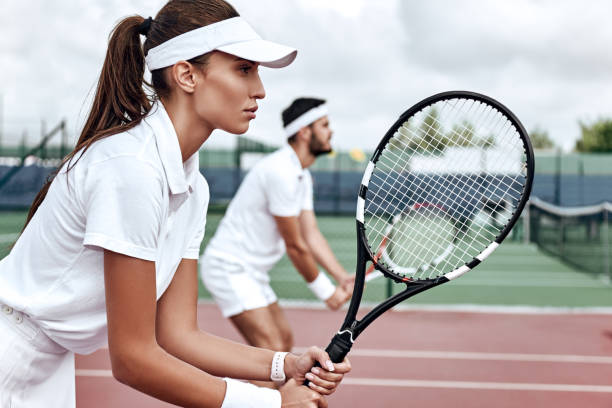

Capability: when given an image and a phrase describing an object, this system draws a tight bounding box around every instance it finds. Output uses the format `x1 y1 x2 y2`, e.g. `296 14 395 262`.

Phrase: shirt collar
284 144 306 173
145 102 199 195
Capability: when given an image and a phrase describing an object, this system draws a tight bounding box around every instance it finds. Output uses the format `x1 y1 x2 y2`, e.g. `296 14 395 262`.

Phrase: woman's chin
224 123 250 135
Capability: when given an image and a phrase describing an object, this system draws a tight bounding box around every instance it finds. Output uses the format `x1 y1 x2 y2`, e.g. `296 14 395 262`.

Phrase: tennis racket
317 90 534 365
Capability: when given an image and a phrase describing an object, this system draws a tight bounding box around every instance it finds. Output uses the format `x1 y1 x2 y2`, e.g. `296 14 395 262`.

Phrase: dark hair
282 97 326 142
23 0 239 229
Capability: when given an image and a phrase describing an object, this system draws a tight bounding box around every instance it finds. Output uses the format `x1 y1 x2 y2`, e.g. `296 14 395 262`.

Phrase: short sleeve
183 176 209 259
267 170 302 217
81 157 165 261
302 170 314 211
183 214 206 259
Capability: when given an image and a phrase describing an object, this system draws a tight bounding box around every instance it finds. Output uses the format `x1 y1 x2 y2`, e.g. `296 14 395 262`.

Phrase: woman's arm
155 258 275 380
104 250 228 407
156 258 350 394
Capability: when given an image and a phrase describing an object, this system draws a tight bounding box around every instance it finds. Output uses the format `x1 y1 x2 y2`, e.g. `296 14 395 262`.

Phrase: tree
417 107 447 153
388 121 418 153
575 118 612 152
448 120 475 147
529 126 556 150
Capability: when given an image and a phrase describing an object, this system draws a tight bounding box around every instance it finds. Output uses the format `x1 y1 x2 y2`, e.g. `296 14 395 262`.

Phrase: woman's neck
161 97 213 162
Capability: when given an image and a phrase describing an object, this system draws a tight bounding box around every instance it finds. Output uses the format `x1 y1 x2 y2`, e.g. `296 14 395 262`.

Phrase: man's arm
298 210 353 291
274 215 350 309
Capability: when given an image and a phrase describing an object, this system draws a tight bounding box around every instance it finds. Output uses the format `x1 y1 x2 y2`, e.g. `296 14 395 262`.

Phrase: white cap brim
217 40 297 68
145 17 298 71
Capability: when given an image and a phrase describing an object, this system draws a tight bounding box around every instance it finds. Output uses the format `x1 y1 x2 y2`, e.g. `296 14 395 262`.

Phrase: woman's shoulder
75 124 162 172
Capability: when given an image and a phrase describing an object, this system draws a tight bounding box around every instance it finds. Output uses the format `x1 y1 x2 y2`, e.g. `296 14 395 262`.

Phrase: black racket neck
338 223 368 334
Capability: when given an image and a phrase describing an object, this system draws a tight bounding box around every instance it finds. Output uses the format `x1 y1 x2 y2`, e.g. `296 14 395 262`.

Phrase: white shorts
0 304 75 408
200 251 277 318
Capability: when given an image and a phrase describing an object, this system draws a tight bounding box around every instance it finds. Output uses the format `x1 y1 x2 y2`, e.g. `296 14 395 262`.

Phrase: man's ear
296 126 312 143
169 61 198 94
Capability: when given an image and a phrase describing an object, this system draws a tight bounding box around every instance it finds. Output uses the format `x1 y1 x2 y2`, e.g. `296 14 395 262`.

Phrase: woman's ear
169 61 198 94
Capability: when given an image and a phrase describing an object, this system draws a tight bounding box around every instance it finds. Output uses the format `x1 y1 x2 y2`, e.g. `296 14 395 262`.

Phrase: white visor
284 104 329 137
145 17 297 71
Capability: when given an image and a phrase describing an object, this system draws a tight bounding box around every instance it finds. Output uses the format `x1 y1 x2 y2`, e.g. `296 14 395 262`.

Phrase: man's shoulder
251 148 294 175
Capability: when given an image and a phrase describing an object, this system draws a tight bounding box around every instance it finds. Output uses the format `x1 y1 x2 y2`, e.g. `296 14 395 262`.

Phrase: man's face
308 115 333 157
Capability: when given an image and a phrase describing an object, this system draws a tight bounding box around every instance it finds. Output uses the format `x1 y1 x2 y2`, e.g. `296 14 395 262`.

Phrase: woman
0 1 350 407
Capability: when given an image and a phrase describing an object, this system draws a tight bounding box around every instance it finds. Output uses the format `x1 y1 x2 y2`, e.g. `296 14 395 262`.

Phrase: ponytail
24 15 151 229
23 0 240 230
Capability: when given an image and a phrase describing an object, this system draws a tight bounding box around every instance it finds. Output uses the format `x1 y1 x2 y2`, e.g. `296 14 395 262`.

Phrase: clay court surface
3 212 612 406
76 302 612 407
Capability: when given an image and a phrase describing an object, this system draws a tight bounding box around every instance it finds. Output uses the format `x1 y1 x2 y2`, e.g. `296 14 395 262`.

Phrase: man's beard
309 130 332 157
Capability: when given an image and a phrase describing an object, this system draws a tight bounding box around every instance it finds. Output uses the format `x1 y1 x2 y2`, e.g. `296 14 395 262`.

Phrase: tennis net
527 197 611 280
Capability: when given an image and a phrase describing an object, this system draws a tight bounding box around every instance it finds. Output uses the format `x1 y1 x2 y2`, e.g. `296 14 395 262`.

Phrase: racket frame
325 91 534 362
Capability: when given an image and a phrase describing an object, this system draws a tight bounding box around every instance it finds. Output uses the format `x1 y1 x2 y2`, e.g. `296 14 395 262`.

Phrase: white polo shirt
0 102 209 354
204 145 313 274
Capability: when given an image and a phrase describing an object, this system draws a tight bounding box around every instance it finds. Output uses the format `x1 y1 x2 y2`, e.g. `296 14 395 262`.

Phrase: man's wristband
307 271 336 301
221 378 281 408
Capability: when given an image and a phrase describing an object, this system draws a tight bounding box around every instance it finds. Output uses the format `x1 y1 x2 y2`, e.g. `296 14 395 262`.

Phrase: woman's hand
285 347 351 395
280 379 328 407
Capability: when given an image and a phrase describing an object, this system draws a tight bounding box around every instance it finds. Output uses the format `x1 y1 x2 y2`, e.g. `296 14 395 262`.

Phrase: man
200 97 353 355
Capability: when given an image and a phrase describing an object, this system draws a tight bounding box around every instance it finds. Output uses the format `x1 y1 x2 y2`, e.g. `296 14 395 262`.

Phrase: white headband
284 105 329 137
145 17 297 71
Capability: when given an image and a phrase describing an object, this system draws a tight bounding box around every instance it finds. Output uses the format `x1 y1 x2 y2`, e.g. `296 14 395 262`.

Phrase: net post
523 200 531 244
554 149 562 205
604 207 610 282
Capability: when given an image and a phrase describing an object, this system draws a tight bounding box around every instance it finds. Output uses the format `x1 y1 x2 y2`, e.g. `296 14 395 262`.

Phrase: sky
1 0 611 153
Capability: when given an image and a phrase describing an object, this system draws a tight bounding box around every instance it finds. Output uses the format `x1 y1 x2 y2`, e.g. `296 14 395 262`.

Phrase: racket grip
303 331 353 386
324 331 354 363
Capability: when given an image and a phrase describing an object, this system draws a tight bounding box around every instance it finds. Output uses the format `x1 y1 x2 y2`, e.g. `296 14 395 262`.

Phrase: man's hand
325 286 350 310
339 275 355 296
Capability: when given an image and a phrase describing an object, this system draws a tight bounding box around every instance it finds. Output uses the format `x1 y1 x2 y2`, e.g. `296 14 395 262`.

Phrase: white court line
95 344 612 364
0 233 18 243
74 370 612 393
268 276 609 288
342 378 612 393
77 369 112 377
269 298 612 314
292 348 612 364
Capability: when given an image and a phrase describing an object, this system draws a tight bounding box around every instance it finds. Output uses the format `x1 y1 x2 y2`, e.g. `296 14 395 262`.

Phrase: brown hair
23 0 239 228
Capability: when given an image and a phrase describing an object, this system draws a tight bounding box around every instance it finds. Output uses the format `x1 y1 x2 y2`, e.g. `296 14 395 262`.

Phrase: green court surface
2 211 611 308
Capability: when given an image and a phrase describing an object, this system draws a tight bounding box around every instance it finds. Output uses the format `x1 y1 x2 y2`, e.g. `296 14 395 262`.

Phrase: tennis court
3 210 612 406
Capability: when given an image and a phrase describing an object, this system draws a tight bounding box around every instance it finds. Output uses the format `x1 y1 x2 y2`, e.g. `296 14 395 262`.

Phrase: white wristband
270 351 289 385
307 271 336 301
221 378 281 408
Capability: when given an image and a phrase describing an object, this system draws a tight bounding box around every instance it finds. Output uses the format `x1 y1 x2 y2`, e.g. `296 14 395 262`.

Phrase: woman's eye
239 65 251 74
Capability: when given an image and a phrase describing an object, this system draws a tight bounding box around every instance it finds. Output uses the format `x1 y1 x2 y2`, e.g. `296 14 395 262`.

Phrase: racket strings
372 126 520 278
364 97 528 280
385 209 456 271
370 147 520 274
369 133 521 242
373 207 456 270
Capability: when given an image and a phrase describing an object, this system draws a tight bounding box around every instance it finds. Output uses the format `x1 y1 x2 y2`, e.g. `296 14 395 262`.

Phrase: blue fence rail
2 164 612 213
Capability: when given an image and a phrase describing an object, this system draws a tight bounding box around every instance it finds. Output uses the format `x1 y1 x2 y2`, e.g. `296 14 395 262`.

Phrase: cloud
1 0 610 152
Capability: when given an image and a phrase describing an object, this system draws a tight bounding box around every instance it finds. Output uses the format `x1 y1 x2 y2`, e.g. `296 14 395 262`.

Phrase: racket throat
325 330 355 363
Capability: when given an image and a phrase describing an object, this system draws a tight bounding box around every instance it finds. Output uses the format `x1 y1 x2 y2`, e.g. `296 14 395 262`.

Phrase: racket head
357 90 534 284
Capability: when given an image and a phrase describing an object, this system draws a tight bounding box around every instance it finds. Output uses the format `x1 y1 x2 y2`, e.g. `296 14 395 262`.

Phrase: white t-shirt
204 145 313 274
0 103 209 354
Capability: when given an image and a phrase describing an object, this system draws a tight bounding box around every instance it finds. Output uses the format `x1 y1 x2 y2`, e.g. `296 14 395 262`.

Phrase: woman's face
193 51 265 134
